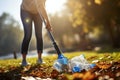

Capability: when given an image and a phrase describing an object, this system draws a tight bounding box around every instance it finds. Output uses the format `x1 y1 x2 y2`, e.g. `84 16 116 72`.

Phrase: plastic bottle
68 54 96 73
70 54 89 64
53 54 68 72
53 60 63 72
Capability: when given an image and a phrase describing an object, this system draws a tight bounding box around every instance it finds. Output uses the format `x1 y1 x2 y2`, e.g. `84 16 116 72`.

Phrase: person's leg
33 13 43 63
21 9 32 66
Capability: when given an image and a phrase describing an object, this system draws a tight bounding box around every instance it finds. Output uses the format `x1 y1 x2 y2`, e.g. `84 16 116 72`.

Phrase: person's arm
36 0 52 31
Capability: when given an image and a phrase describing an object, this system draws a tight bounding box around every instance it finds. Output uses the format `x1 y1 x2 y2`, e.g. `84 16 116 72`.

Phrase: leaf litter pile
0 53 120 80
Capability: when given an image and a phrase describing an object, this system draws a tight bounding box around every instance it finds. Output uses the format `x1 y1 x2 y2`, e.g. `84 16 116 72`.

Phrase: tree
66 0 120 48
0 13 23 54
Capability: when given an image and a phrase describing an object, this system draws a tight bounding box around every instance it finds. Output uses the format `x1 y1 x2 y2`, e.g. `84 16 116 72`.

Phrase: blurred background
0 0 120 59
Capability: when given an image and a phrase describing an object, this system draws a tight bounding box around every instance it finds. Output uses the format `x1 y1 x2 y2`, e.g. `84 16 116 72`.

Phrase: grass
0 51 120 69
0 51 120 80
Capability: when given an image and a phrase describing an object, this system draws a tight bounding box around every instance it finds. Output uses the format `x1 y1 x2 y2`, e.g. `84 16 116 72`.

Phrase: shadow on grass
0 64 53 80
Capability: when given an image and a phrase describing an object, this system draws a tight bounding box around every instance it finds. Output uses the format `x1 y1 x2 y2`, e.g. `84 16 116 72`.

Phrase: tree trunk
107 20 120 48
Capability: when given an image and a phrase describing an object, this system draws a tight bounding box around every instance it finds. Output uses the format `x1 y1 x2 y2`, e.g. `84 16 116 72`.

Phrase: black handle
47 30 62 55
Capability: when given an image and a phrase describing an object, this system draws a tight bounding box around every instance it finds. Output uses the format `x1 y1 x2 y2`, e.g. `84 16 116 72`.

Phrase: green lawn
0 51 120 80
0 51 120 67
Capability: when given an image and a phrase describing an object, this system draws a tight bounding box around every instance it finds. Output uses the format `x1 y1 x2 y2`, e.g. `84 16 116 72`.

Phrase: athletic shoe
21 60 28 66
37 59 46 64
37 59 43 64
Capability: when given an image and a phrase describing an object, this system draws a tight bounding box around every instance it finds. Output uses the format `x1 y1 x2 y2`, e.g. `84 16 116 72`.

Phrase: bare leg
38 52 42 59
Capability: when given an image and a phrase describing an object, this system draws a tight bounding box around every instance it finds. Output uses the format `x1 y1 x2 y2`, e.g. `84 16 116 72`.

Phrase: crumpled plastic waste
53 54 96 73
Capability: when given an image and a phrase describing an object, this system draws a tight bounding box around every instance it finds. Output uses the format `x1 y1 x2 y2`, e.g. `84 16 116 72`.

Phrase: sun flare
45 0 66 14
